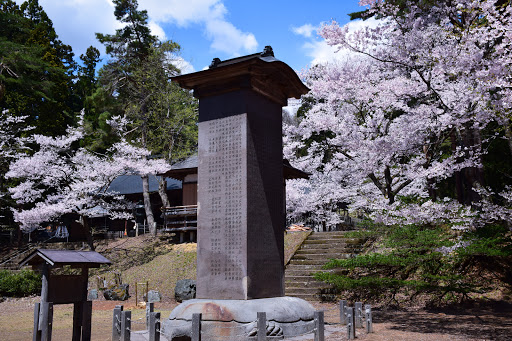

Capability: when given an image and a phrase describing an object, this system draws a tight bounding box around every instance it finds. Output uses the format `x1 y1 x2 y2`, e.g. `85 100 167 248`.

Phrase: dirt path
1 296 511 340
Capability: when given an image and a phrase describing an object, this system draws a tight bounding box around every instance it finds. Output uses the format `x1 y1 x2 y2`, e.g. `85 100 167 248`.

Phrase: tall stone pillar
165 46 314 340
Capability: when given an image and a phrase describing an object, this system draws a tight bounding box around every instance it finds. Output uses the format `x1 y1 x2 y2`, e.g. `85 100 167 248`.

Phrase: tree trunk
81 215 95 251
158 176 170 208
451 130 465 204
142 175 156 235
505 123 512 157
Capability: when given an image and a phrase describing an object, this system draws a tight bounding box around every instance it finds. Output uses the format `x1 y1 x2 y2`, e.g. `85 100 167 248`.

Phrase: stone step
285 280 326 288
288 259 331 266
285 274 317 280
292 253 353 261
295 247 356 255
289 255 352 265
299 242 361 250
284 231 365 301
302 238 363 245
311 231 353 236
285 269 317 277
286 263 323 270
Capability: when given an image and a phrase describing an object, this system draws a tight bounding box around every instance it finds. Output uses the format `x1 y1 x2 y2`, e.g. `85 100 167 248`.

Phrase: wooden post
33 302 41 341
346 307 355 340
149 312 160 341
81 301 92 341
192 313 201 341
39 263 49 338
314 310 324 341
40 263 49 302
355 302 362 328
257 312 267 341
112 305 123 341
146 280 149 302
339 300 347 324
146 302 154 329
365 304 373 333
120 310 131 341
40 302 53 341
72 302 83 341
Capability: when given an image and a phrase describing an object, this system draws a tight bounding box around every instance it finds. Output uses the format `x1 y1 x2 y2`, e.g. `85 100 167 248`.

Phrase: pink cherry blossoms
6 112 170 234
285 0 512 228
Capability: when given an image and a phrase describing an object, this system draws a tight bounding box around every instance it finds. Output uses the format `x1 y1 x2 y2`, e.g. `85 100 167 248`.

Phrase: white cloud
16 0 258 73
148 20 167 41
295 18 381 66
29 0 121 59
139 0 258 56
291 24 316 38
172 57 195 75
17 0 257 63
205 19 257 55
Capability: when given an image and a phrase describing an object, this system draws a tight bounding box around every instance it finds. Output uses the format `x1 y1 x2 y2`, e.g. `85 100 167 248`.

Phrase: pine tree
94 0 197 235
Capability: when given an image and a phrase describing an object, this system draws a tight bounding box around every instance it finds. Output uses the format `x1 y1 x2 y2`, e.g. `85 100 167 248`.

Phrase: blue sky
16 0 369 73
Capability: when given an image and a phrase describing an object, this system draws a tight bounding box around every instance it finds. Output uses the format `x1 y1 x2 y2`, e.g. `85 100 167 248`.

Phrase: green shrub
315 223 511 305
0 269 41 297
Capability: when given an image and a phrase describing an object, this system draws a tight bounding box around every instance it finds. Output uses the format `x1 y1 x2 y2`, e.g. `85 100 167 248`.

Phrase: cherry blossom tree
0 109 33 239
6 112 170 248
285 0 512 228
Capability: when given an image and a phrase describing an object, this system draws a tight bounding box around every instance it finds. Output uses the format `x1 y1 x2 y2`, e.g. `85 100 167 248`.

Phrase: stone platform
162 297 316 340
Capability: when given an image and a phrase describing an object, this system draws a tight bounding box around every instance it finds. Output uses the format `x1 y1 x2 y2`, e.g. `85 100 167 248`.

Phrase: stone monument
163 46 314 340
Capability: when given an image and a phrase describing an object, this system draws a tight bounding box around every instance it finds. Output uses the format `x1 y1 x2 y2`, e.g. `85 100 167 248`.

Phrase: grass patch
90 232 311 300
284 231 311 265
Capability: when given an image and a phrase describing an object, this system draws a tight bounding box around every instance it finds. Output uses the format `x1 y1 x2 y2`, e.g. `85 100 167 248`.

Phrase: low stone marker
339 300 347 324
149 312 160 341
365 304 373 333
120 310 131 341
257 312 267 341
112 305 123 341
314 310 325 341
87 289 98 300
355 302 363 328
147 290 161 303
174 279 196 302
346 307 355 340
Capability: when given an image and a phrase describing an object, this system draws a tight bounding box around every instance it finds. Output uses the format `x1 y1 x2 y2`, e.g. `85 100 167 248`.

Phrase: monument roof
19 249 111 268
160 154 309 180
106 174 181 194
172 46 309 105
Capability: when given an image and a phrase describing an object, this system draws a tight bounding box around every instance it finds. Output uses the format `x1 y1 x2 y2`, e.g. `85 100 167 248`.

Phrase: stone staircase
285 231 365 301
0 245 34 270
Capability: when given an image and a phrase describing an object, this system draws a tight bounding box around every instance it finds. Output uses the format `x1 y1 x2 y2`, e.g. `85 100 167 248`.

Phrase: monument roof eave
19 249 111 268
172 50 309 104
160 155 310 180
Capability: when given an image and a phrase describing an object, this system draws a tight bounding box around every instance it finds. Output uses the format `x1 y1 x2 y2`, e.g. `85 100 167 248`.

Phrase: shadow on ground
374 300 512 341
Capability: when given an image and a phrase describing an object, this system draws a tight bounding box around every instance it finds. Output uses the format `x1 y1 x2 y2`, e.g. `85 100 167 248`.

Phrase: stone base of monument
162 296 316 340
